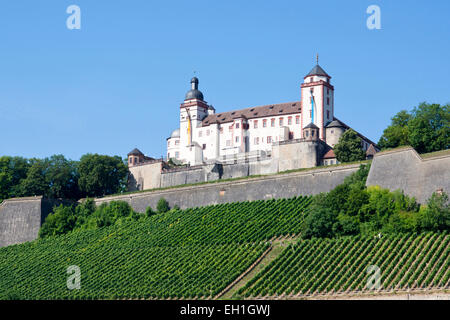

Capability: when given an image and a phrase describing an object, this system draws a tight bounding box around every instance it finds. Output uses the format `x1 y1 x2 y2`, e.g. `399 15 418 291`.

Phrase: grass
421 149 450 159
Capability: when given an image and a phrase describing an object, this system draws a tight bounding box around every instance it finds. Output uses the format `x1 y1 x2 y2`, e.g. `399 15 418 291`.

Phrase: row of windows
167 151 180 159
253 116 300 128
167 140 180 147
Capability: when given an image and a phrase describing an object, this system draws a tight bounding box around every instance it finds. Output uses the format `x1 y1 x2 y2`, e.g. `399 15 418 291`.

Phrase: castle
127 63 379 191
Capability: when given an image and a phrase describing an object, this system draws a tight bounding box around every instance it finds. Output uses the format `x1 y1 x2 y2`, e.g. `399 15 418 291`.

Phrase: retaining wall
95 163 362 212
366 147 450 203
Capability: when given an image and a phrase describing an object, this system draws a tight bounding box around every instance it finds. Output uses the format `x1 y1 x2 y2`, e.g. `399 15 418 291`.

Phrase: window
134 158 137 164
175 151 179 158
327 110 330 119
279 118 284 126
254 120 258 129
263 119 267 127
310 77 314 83
327 97 330 105
206 129 210 136
305 131 309 137
311 130 315 137
267 136 272 143
235 136 239 143
254 137 259 145
289 131 293 139
226 140 231 146
331 129 334 134
202 144 206 150
168 141 170 147
129 158 132 164
288 117 292 125
296 116 300 124
271 118 275 127
236 123 240 129
327 88 330 94
199 131 202 137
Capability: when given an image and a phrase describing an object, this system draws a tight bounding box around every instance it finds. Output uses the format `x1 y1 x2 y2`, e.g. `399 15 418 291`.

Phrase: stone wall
128 160 163 191
366 147 450 203
0 197 69 247
95 163 361 212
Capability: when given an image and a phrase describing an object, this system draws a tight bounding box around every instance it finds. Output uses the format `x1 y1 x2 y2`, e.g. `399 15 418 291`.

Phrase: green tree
378 103 449 153
408 103 449 153
302 204 337 239
0 156 30 200
39 204 76 238
45 155 79 199
418 192 450 232
378 110 411 149
157 198 170 214
17 158 49 197
77 154 128 197
334 129 366 163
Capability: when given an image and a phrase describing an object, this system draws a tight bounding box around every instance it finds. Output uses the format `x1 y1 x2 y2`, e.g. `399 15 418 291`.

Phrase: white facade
166 65 375 166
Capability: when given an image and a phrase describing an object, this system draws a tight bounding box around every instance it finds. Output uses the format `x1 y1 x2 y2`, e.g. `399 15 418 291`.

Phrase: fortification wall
0 197 72 247
0 197 43 247
95 163 361 212
366 147 450 203
128 161 162 191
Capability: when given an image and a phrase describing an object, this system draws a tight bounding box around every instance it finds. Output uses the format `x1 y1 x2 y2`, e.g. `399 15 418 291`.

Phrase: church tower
179 77 214 165
300 59 334 142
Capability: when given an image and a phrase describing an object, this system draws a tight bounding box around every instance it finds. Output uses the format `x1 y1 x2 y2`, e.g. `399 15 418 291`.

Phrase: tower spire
316 53 319 65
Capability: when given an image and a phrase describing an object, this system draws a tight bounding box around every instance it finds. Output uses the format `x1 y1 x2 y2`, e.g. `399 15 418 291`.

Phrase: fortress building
127 63 379 191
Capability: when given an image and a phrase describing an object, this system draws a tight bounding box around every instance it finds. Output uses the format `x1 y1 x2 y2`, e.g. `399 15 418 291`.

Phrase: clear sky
0 0 449 160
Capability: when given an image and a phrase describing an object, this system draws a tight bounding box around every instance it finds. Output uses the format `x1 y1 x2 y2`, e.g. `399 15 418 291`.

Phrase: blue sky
0 0 449 160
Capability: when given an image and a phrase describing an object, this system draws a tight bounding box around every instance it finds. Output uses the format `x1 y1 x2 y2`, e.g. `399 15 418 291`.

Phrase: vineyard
0 196 310 299
238 233 450 298
0 194 448 300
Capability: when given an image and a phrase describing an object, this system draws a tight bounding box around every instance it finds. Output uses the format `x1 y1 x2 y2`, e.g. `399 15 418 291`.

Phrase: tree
157 198 170 214
378 103 449 153
45 155 79 199
17 159 49 197
39 204 76 238
302 205 337 239
408 103 449 153
378 110 411 149
334 129 366 163
418 192 450 232
0 156 30 201
77 154 128 197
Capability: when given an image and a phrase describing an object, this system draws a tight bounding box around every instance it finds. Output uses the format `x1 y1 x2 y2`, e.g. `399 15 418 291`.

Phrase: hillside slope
0 195 448 300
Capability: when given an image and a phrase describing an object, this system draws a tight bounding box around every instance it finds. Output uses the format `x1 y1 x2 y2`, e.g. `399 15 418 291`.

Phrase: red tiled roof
323 149 336 159
201 101 301 127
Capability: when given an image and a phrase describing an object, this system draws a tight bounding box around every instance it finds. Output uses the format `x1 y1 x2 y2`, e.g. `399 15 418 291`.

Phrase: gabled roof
366 144 377 156
128 148 144 156
201 101 302 127
323 149 336 159
332 117 379 148
306 64 330 78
